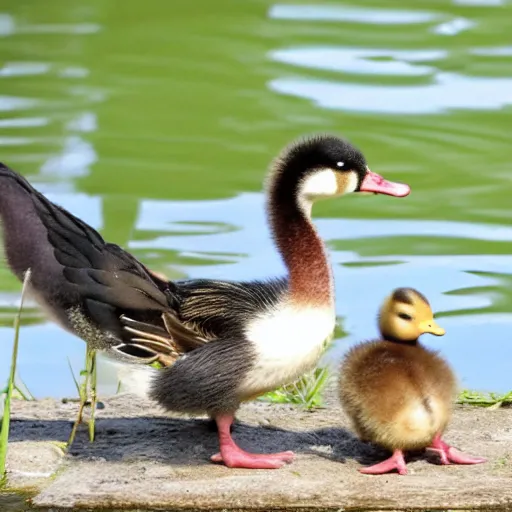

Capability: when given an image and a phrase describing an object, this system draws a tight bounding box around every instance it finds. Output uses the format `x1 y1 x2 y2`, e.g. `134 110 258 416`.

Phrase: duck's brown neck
267 178 333 307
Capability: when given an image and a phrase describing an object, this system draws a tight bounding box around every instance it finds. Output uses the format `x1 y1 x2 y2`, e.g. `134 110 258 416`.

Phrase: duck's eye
398 312 413 321
336 161 345 168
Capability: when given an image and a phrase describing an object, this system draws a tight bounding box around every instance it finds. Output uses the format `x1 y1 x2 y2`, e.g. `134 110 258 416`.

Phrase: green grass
0 269 32 484
66 347 97 447
457 389 512 409
261 376 512 412
261 367 330 409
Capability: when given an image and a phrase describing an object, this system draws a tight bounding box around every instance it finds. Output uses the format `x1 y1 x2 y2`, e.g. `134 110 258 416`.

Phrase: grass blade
0 269 32 482
67 357 81 396
13 372 35 401
88 349 97 443
261 366 330 409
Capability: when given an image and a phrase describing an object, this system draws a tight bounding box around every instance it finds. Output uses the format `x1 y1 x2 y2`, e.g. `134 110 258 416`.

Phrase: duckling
339 288 486 475
0 134 410 469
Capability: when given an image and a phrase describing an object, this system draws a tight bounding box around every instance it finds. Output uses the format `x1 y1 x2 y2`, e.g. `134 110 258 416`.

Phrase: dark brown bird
0 134 410 469
339 287 486 475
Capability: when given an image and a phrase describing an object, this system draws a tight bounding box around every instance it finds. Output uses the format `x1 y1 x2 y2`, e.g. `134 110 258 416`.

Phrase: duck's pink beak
359 168 410 197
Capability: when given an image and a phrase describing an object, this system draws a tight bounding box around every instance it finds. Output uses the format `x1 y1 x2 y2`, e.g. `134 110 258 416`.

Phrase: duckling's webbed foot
359 449 408 475
211 414 294 469
427 434 486 466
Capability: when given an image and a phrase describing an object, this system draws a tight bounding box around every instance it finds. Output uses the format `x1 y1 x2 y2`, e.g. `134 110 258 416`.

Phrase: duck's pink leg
427 433 486 465
359 449 408 475
210 414 295 469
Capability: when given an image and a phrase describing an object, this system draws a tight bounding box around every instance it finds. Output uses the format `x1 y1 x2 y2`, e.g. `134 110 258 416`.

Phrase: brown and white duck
0 134 409 469
338 287 486 475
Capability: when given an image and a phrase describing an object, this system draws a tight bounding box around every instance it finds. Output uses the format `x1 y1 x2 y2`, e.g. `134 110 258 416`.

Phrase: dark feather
162 311 209 348
176 277 287 340
391 287 430 307
0 163 173 349
150 337 254 416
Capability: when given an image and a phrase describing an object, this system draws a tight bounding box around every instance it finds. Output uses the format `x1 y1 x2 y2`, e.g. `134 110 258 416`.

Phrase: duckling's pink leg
359 449 408 475
427 433 486 465
210 414 295 469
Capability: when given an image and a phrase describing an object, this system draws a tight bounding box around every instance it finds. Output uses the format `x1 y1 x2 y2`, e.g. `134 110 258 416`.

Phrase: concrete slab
6 394 512 511
5 440 65 490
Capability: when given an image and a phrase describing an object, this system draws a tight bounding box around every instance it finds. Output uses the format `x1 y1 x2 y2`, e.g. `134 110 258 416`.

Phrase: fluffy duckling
339 288 486 475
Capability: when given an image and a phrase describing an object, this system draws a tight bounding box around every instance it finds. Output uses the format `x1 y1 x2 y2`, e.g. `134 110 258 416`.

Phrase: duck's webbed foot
211 414 294 469
427 433 487 465
359 449 408 475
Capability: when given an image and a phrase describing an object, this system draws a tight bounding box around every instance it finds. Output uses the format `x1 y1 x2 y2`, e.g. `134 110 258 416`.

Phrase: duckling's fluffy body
339 339 456 452
338 287 485 475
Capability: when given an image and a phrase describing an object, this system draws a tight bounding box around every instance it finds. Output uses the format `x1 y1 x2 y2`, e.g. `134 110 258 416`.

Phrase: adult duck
0 134 410 469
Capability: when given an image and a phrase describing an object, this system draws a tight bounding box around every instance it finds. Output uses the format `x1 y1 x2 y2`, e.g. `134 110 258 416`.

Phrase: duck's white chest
239 304 335 398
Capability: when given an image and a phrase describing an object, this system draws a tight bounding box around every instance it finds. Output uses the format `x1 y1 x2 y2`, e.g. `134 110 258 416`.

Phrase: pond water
0 0 511 400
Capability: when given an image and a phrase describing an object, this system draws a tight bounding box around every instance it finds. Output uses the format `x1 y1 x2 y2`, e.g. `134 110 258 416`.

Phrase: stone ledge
6 440 66 490
5 395 512 511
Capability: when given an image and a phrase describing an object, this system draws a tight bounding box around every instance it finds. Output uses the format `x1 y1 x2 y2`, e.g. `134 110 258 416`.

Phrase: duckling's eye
336 161 345 168
398 312 413 321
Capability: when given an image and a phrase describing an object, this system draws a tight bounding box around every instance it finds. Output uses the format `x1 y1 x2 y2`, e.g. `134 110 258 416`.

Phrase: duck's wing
176 277 288 339
114 310 210 365
115 278 288 366
0 163 176 355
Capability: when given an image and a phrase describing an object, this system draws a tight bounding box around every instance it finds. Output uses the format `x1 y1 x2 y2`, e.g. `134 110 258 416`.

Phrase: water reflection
269 73 512 114
40 134 97 180
453 0 504 5
0 62 51 77
0 9 101 192
471 46 512 56
0 96 39 112
0 0 511 399
270 48 443 76
0 117 48 128
269 4 438 24
0 13 100 36
432 17 475 36
267 3 512 114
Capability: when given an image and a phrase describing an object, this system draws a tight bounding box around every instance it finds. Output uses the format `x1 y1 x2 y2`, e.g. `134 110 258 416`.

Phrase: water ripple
0 62 50 77
269 4 438 24
453 0 504 5
270 47 444 76
0 96 39 111
432 17 476 35
40 135 97 180
471 46 512 56
0 117 48 128
269 72 512 114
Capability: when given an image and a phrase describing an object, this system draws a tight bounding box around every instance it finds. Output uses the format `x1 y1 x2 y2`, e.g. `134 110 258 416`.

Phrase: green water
0 0 512 399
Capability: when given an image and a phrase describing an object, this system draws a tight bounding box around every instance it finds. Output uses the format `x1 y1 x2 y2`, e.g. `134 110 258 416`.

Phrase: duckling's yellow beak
418 319 445 336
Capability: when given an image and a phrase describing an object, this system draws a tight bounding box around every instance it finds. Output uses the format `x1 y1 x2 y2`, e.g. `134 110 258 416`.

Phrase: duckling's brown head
269 135 410 210
378 287 445 343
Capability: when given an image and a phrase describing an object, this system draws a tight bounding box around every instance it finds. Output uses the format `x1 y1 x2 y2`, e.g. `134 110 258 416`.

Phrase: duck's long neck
267 178 333 308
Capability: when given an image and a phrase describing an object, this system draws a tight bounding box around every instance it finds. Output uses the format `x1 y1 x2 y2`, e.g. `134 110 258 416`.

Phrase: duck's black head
269 134 410 203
